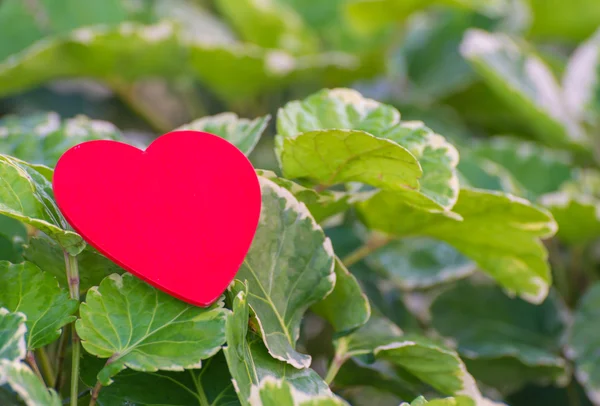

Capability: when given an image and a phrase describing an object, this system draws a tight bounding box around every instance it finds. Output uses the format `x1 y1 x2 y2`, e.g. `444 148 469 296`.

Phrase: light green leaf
0 360 61 406
311 257 371 334
76 273 228 385
0 155 84 254
431 282 568 391
276 88 459 210
23 236 123 293
366 238 475 290
0 113 122 167
236 178 335 369
402 395 475 406
461 29 588 148
358 188 557 303
527 0 600 41
177 113 270 156
563 28 600 128
0 21 360 102
215 0 318 54
0 309 26 362
568 282 600 405
224 287 333 406
540 170 600 245
249 377 348 406
0 261 77 349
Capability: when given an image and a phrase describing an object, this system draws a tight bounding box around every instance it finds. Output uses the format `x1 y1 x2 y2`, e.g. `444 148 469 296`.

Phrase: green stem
342 234 394 267
36 348 55 387
324 355 346 385
548 238 570 304
64 252 80 406
54 325 69 391
25 351 44 383
89 380 103 406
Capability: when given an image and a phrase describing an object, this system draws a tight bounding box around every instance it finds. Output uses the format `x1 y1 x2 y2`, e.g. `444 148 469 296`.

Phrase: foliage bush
1 1 600 406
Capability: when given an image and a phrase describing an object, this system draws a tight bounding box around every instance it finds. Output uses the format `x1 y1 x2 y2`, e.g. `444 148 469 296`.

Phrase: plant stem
36 348 55 387
89 381 103 406
324 354 346 385
342 234 394 267
54 326 69 391
64 252 81 406
25 351 44 383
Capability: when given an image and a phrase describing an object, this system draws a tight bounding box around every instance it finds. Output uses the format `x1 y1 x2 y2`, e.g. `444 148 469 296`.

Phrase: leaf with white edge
366 238 475 290
235 178 335 369
461 29 588 148
568 282 600 405
24 236 123 293
0 155 84 254
248 376 349 406
470 137 573 199
0 113 121 167
431 282 568 391
563 28 600 127
256 170 358 223
457 152 523 196
401 395 475 406
540 170 600 245
277 88 459 210
311 257 371 334
76 273 228 385
0 261 77 349
224 286 333 406
215 0 319 54
334 314 405 360
0 21 360 102
358 188 557 303
0 309 26 362
177 113 270 156
0 360 61 406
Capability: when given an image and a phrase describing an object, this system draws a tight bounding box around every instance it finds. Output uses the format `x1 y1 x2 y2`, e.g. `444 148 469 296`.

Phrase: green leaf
0 21 360 102
0 113 122 167
0 309 26 362
431 282 568 391
0 215 26 262
0 360 61 406
457 152 522 195
76 273 228 385
527 0 600 41
23 236 123 293
0 261 77 349
540 170 600 245
358 188 557 303
401 395 476 406
223 287 333 405
366 238 475 290
563 28 600 128
248 377 348 406
177 113 270 156
276 88 459 210
311 257 371 334
235 178 335 368
257 170 353 223
0 155 84 254
215 0 319 54
568 282 600 405
460 29 588 148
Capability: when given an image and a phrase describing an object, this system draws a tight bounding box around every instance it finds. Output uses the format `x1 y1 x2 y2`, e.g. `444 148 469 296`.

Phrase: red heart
53 130 261 307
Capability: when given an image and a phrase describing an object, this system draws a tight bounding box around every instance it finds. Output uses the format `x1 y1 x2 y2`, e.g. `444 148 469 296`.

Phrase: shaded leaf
457 152 522 195
249 376 348 406
358 188 556 303
0 261 77 349
0 155 84 254
0 309 26 362
177 113 270 156
0 360 61 406
76 273 228 385
0 215 26 262
235 178 335 368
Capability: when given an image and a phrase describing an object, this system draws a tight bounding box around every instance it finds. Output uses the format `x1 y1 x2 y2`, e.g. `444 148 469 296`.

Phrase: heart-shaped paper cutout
53 130 261 306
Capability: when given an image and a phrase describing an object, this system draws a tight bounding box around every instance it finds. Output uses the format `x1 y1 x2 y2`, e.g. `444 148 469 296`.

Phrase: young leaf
0 113 122 167
401 395 475 406
461 29 588 148
177 113 270 156
568 282 600 405
0 309 26 362
248 376 349 406
76 273 228 385
366 238 475 290
236 178 336 369
431 282 568 391
311 257 371 334
223 287 333 405
0 155 84 254
0 360 61 406
358 188 557 303
0 261 77 349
